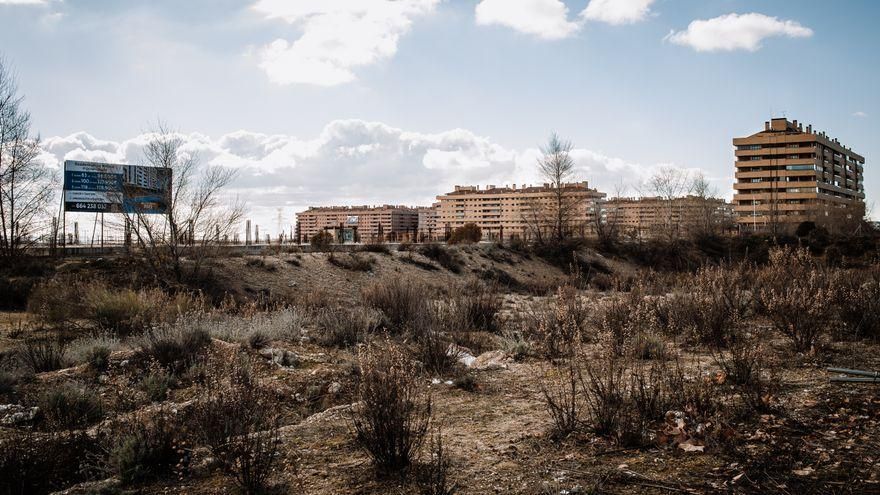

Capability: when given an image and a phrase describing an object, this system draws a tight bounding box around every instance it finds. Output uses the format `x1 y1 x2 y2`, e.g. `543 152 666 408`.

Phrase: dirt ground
2 247 879 494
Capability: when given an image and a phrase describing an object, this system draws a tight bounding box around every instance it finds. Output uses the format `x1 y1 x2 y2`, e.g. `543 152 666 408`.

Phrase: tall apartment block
295 205 419 243
435 182 606 241
733 118 865 232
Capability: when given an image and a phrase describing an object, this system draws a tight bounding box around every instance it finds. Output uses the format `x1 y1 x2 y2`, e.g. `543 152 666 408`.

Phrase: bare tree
689 171 720 237
124 122 244 283
644 166 692 241
0 58 55 258
525 133 584 244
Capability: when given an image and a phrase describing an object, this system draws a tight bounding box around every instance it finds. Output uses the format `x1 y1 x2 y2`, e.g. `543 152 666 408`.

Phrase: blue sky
1 0 878 232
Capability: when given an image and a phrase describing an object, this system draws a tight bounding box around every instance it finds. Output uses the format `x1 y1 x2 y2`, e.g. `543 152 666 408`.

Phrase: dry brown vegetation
1 242 879 494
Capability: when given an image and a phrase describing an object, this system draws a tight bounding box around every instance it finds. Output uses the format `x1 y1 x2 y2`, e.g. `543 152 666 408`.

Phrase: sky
1 0 878 235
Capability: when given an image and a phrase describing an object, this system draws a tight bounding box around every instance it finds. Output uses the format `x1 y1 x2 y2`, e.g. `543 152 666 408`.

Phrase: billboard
63 160 171 214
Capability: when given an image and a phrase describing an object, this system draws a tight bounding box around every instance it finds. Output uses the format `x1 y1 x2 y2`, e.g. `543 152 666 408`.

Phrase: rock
97 374 109 384
328 381 342 394
448 344 476 367
0 404 39 425
471 350 510 370
259 347 299 367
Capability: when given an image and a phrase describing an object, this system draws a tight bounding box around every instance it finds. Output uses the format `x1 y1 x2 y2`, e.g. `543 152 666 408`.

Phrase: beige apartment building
434 182 606 241
603 196 734 239
733 118 865 232
295 205 419 244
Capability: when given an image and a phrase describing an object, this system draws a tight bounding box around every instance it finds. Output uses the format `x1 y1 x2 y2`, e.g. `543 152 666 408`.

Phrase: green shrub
140 369 176 402
105 413 182 485
18 339 69 373
39 383 105 430
136 318 212 374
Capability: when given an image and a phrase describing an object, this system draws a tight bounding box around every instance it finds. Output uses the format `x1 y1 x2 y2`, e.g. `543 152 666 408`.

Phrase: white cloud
251 0 439 86
666 13 813 52
475 0 579 40
42 120 714 234
0 0 48 4
853 111 868 118
580 0 654 25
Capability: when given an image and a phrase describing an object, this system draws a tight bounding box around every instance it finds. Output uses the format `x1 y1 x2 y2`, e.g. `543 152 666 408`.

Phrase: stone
328 381 342 394
471 350 510 370
0 404 39 425
259 347 299 367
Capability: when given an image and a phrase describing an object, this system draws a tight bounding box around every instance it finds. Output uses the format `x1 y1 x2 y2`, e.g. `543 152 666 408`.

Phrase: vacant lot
1 242 878 494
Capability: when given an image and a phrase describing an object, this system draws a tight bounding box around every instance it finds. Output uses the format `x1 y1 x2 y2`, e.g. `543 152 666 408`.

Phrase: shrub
414 324 459 376
188 356 282 494
0 431 98 494
540 359 584 438
448 281 501 333
67 332 121 369
136 318 212 374
448 223 481 245
711 330 776 412
85 286 150 335
17 338 68 372
328 252 375 272
581 357 627 438
400 254 440 271
39 383 105 430
533 285 590 359
140 368 176 402
677 264 753 346
27 277 86 324
362 277 430 334
310 231 333 250
417 428 458 495
210 308 306 345
359 243 391 255
351 341 431 473
105 412 183 485
829 268 880 340
314 306 381 348
418 244 463 273
633 333 668 361
758 248 831 352
500 329 532 361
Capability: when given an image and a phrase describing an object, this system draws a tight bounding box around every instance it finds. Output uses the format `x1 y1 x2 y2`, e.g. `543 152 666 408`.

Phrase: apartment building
733 118 865 232
603 196 734 239
416 205 440 242
295 205 419 243
435 182 606 241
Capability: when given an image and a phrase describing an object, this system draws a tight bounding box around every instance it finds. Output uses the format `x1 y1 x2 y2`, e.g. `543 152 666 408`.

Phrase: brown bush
448 281 501 333
533 285 591 359
27 277 87 325
540 358 584 438
314 306 381 348
17 338 69 373
328 252 375 272
758 248 832 352
829 267 880 341
187 355 283 493
0 431 99 494
678 263 754 346
416 428 458 495
135 317 212 374
418 244 463 273
362 277 430 334
351 341 431 473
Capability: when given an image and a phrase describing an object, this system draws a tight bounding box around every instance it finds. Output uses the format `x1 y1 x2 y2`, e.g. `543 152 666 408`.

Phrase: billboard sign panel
63 160 171 214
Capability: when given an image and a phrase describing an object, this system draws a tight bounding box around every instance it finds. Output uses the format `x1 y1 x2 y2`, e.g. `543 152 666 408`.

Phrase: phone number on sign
73 203 110 210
